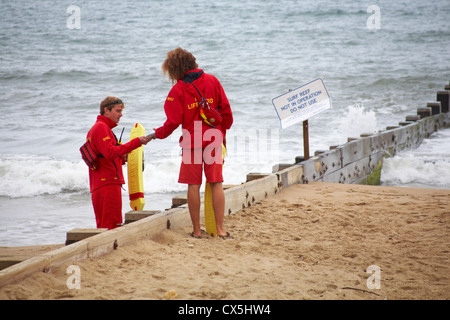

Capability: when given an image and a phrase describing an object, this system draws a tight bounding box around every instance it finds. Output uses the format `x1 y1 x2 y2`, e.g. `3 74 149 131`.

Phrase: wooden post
405 115 420 122
65 228 107 245
124 210 159 224
295 156 305 163
314 150 326 156
436 91 449 113
272 163 293 173
303 120 310 160
172 195 187 208
427 102 441 115
417 108 431 119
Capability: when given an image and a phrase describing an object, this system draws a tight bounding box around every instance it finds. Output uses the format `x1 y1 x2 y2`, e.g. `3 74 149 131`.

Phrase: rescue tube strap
129 192 144 200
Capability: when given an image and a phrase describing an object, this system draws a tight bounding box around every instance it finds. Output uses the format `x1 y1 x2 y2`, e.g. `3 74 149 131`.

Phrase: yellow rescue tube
204 182 215 236
204 144 226 237
127 123 145 211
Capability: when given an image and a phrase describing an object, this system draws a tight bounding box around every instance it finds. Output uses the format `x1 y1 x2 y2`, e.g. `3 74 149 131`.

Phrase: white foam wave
0 155 89 198
0 152 271 199
381 129 450 189
333 103 377 144
0 154 185 198
381 156 450 189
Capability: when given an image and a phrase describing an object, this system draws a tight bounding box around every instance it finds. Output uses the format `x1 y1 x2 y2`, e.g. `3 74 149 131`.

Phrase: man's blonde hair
100 96 124 115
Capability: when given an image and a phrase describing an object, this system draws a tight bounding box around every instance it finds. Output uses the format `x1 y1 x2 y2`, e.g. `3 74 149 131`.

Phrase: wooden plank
0 208 191 288
124 210 160 224
41 241 89 267
314 149 343 179
271 163 293 173
223 184 238 190
0 256 33 271
322 150 385 185
295 157 317 184
246 173 270 182
394 124 413 153
338 137 371 168
171 195 187 207
293 148 343 184
275 164 303 189
339 157 370 184
224 174 279 215
0 256 51 287
424 116 436 138
65 228 108 245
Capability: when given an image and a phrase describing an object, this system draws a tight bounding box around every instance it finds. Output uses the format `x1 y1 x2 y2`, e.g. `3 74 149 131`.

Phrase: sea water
381 128 450 189
0 0 449 246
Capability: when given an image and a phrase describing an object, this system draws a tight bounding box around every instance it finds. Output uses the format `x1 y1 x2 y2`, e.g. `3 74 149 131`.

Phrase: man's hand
139 135 152 145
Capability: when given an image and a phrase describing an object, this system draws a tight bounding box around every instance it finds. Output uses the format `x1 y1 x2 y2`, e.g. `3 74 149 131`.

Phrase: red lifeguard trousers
91 184 122 229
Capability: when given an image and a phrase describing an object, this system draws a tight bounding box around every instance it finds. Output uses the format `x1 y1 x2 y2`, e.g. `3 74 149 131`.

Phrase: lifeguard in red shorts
150 48 233 239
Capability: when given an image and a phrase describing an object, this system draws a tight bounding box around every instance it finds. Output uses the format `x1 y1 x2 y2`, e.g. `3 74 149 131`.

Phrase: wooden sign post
303 120 310 160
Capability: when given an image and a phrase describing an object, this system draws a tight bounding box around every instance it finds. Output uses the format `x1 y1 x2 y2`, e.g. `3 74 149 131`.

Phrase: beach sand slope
0 182 449 300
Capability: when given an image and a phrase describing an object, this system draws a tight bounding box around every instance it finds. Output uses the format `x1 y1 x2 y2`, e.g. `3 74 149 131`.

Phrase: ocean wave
0 155 89 198
369 75 440 89
332 104 377 143
0 143 278 199
0 68 96 83
381 129 450 189
0 70 33 81
312 8 367 16
0 154 185 198
0 67 141 84
381 156 450 189
42 68 97 78
283 7 366 18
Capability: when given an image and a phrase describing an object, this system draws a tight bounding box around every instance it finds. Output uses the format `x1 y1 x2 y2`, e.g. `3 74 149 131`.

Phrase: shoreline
1 182 449 300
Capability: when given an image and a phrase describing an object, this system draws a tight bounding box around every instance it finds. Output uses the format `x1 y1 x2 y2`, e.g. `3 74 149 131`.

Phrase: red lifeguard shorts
178 147 223 185
91 184 122 229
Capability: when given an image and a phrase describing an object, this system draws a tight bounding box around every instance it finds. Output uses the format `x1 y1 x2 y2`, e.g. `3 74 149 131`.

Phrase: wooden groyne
272 88 450 186
0 83 449 288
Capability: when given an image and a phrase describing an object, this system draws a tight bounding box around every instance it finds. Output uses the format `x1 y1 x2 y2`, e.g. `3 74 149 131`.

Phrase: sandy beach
0 182 449 300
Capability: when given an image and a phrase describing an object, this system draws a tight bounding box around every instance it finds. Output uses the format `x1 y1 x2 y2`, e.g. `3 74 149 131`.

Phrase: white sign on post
272 78 331 129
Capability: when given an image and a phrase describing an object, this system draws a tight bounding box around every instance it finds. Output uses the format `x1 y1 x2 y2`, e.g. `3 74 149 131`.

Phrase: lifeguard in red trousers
86 97 151 229
149 48 233 239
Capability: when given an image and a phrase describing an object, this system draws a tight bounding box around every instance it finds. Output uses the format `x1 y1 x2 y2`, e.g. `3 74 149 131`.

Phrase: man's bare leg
187 184 201 237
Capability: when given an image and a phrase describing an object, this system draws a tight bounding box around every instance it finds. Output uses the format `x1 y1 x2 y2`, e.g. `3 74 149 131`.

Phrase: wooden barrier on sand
271 82 450 185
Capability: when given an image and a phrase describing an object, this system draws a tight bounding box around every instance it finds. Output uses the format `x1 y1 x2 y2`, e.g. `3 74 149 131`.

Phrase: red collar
97 115 117 129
